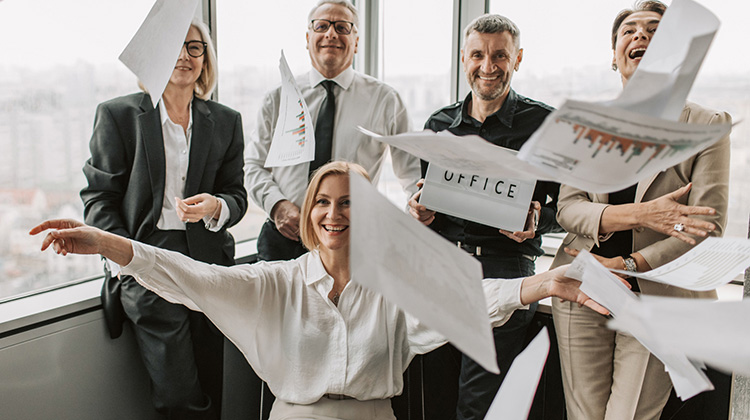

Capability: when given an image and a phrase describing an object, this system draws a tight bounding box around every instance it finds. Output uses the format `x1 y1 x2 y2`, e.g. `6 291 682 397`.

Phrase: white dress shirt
122 241 526 404
157 99 229 231
245 67 421 216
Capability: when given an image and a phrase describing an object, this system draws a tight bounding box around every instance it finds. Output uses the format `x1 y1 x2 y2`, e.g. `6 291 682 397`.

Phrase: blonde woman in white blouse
31 161 607 420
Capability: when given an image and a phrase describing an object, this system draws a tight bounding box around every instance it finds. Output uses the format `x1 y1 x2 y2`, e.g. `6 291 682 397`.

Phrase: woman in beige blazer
551 1 731 419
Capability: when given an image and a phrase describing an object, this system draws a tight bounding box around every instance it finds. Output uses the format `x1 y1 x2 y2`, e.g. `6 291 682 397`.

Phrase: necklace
331 291 340 306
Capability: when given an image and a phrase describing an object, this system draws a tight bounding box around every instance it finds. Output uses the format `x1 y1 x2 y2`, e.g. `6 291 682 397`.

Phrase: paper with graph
517 0 730 193
265 51 315 167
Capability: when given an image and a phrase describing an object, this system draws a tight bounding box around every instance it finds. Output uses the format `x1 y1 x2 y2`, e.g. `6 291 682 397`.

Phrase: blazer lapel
137 94 167 222
185 98 213 197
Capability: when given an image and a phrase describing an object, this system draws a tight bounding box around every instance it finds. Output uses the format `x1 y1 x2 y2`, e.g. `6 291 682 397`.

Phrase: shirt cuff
202 197 230 231
121 240 155 278
483 277 527 328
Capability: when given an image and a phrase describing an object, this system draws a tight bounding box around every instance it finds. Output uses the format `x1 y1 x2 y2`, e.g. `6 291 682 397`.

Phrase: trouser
420 255 537 420
121 230 222 420
552 299 672 420
258 219 307 262
269 398 396 420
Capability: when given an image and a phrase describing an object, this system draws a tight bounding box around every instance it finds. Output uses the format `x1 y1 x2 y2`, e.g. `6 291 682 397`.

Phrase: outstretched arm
520 266 609 315
30 219 134 266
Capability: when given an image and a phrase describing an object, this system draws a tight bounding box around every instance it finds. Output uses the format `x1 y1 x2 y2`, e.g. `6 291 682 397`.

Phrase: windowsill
0 237 744 336
0 239 258 336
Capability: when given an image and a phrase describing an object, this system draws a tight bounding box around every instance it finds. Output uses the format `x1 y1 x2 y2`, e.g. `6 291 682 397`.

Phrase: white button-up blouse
122 240 527 404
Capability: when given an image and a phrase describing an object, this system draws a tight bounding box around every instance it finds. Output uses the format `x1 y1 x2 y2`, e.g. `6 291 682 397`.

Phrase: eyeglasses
182 41 207 58
310 19 355 35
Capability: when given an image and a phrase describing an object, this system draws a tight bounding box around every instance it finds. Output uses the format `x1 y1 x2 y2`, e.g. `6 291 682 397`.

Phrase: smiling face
306 3 359 79
462 30 522 105
310 174 351 253
613 11 661 85
168 26 205 90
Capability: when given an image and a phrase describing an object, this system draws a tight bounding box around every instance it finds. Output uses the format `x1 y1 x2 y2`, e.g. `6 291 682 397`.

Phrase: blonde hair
137 19 217 100
299 161 369 251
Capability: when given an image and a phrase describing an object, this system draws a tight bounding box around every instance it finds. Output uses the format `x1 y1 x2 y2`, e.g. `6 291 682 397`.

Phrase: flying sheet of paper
516 0 730 193
610 237 750 291
569 251 714 399
357 127 549 181
484 328 550 420
610 296 750 377
265 51 315 168
119 0 201 109
609 0 721 121
349 171 499 374
517 100 730 193
419 163 535 231
565 250 638 317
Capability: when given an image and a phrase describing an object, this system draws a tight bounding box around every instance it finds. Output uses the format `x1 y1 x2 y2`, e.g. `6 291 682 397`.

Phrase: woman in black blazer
80 20 247 420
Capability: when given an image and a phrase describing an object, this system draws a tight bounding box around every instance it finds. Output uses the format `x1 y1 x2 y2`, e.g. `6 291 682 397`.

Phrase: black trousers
121 230 222 420
257 219 307 262
420 255 538 420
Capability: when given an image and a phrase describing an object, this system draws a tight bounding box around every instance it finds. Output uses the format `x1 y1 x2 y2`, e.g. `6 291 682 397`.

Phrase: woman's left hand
546 266 611 316
175 193 220 223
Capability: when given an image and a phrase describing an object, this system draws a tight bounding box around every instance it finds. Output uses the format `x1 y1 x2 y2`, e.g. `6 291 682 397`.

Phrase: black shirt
422 89 561 258
591 184 641 292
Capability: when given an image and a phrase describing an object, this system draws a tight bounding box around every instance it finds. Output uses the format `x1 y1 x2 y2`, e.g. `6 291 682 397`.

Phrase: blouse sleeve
122 240 287 347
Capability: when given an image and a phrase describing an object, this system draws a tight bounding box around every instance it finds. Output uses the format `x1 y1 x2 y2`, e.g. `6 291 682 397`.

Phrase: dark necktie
310 80 336 177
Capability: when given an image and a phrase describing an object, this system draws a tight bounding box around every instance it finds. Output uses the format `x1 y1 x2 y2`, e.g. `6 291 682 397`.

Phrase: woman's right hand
638 183 716 244
29 219 105 256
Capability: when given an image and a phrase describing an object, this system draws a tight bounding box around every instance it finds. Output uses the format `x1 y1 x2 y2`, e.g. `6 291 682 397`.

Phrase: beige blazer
551 102 731 299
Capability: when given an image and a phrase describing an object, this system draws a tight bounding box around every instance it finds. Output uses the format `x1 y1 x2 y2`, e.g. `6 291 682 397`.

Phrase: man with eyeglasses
245 0 420 262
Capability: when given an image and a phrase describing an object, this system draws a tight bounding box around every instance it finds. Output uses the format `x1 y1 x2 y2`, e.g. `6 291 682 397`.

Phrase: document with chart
265 51 315 167
517 0 730 193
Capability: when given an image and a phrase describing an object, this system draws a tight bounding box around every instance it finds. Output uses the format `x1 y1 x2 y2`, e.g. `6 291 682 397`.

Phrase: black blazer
81 92 247 266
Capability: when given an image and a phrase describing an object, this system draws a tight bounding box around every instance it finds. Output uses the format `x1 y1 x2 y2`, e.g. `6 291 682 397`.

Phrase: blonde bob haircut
299 161 370 251
138 19 218 100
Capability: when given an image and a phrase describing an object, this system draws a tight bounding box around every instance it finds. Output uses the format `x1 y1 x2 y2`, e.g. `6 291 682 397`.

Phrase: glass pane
380 0 453 205
0 0 154 300
216 1 314 242
489 0 750 239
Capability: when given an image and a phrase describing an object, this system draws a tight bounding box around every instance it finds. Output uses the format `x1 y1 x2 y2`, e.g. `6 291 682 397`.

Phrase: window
488 0 750 239
0 0 155 300
378 0 453 205
215 1 314 242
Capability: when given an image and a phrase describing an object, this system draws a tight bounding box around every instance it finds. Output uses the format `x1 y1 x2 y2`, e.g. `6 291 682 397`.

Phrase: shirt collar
158 97 194 129
453 88 519 129
304 250 331 286
308 66 355 91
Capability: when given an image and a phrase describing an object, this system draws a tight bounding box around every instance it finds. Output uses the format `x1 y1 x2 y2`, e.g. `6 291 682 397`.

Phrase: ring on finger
673 223 685 232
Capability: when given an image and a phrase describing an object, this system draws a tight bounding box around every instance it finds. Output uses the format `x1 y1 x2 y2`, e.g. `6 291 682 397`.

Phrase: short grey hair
308 0 360 30
463 14 520 51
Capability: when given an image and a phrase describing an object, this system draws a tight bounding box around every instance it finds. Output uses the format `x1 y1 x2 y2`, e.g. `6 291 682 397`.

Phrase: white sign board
420 163 535 232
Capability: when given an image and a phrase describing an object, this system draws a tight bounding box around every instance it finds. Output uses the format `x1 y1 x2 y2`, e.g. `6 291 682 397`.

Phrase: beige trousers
552 299 673 420
269 397 396 420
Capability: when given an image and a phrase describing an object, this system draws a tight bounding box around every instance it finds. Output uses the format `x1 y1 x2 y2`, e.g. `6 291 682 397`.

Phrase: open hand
29 219 103 256
499 201 540 243
640 183 716 245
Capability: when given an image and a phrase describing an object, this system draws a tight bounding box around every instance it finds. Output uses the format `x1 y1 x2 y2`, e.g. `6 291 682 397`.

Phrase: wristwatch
623 256 637 272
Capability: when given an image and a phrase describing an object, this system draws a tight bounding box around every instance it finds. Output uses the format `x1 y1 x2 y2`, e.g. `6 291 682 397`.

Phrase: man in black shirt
408 14 561 420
